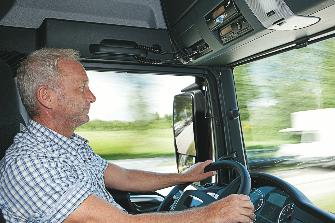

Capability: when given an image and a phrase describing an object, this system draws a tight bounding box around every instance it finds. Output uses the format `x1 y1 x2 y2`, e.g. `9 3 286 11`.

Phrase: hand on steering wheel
157 160 251 212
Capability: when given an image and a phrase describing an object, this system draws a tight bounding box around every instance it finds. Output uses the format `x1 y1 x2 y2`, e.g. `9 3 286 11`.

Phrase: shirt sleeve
3 155 94 223
80 144 109 176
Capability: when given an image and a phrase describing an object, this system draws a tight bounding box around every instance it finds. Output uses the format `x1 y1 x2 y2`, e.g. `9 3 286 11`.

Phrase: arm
64 194 255 223
103 160 215 192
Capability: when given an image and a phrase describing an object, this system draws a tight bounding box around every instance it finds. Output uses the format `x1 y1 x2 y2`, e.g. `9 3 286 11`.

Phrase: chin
82 115 90 125
75 115 90 128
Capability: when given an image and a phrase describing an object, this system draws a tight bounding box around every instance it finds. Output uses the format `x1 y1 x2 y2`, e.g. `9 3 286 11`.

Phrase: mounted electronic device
161 0 330 66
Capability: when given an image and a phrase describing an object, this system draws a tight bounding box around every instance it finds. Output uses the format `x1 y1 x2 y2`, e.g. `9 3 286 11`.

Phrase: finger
236 199 254 211
238 194 252 201
238 210 256 223
202 171 215 178
239 208 255 218
202 160 213 167
240 202 255 211
235 214 254 223
251 213 256 221
246 213 256 222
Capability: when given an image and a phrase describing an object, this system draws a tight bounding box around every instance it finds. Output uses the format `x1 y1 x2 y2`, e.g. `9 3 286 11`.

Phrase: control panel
206 1 253 45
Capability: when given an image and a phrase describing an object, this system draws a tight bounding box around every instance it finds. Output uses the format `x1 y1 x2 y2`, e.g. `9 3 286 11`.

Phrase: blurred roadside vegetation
76 115 175 160
235 38 335 151
77 115 172 131
315 194 335 213
235 39 335 213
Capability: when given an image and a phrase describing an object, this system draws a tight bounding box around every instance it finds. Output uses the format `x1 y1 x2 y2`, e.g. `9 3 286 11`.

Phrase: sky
86 71 195 121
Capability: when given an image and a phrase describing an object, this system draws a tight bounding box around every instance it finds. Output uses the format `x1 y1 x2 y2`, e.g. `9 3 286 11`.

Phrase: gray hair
17 48 80 117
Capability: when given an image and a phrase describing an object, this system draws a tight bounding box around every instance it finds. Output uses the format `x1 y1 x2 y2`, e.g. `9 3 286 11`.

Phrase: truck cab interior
1 0 335 222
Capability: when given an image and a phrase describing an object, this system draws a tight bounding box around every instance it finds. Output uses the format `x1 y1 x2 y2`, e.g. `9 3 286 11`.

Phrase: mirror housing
173 90 211 173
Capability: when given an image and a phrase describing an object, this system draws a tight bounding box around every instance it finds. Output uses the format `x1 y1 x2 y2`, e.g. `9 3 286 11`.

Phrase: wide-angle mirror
173 93 196 172
173 90 211 173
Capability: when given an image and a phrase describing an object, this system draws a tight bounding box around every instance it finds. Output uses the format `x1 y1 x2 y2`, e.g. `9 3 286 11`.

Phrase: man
0 48 254 222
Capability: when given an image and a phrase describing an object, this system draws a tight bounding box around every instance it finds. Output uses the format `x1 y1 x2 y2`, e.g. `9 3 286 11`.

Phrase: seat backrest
0 59 21 160
0 211 5 223
0 59 24 223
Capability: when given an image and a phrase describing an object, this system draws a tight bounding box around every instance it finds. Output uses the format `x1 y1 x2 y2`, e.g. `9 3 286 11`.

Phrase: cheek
67 98 84 111
58 95 82 112
56 89 87 112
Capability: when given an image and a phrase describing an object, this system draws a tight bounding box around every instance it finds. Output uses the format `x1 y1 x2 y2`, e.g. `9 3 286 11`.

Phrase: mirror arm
218 152 237 161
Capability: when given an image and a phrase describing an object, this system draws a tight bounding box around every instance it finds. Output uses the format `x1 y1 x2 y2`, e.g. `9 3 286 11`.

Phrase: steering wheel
157 160 251 211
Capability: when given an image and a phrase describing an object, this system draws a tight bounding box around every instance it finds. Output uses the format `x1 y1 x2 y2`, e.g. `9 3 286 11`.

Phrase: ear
36 85 54 109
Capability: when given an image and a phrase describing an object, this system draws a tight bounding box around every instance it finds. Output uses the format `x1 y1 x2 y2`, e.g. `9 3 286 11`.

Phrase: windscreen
235 38 335 213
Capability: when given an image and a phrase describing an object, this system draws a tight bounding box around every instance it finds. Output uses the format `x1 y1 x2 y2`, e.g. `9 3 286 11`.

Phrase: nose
86 88 96 103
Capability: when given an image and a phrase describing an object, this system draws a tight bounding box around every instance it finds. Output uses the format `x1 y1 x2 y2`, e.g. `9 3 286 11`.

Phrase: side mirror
173 90 211 173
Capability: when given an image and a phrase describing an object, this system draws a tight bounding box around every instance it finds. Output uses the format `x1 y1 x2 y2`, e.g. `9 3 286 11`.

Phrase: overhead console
205 1 253 46
162 0 254 64
161 0 333 66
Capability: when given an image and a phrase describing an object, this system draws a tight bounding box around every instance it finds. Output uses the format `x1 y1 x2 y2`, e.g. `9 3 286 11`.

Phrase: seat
0 59 22 160
0 59 25 223
0 212 4 223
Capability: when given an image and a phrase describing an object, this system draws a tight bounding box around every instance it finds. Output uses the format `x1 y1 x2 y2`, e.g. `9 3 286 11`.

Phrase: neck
33 115 75 138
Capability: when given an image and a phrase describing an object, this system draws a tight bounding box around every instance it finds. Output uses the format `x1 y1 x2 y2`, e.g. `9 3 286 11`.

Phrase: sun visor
37 19 173 59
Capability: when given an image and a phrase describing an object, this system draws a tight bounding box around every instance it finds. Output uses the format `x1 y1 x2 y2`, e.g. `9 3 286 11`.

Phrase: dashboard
250 172 335 223
168 172 335 223
250 186 294 223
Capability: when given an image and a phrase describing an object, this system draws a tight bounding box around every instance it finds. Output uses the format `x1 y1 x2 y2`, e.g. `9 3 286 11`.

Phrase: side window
235 38 335 213
75 72 194 173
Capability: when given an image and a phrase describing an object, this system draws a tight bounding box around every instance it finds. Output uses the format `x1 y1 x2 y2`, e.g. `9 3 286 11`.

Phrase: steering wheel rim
157 160 251 212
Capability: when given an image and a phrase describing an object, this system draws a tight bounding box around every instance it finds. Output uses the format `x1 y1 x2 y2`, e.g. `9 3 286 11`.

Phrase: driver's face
54 59 96 129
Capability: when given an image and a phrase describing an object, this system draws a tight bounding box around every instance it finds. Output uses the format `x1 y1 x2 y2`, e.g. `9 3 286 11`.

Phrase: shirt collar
27 120 88 148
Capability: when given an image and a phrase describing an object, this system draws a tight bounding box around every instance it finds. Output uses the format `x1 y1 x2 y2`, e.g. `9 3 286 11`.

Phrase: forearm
66 194 254 223
104 161 214 192
131 206 210 223
104 163 185 192
66 194 211 223
121 169 185 192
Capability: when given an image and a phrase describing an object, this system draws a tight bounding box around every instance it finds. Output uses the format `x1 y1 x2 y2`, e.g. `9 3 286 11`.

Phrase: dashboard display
278 203 295 223
268 193 287 207
255 187 292 223
250 188 265 212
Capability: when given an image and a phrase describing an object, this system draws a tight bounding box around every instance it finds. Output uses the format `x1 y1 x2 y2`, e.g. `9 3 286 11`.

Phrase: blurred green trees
235 39 335 147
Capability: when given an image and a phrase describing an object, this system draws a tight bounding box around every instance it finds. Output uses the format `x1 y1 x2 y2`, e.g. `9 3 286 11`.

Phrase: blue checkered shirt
0 120 123 222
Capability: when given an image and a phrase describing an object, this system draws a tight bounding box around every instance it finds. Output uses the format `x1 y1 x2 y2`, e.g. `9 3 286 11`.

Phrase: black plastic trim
229 26 335 67
251 172 335 223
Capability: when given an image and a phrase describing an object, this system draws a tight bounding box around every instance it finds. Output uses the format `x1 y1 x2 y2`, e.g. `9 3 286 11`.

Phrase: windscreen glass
75 72 194 177
235 38 335 213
